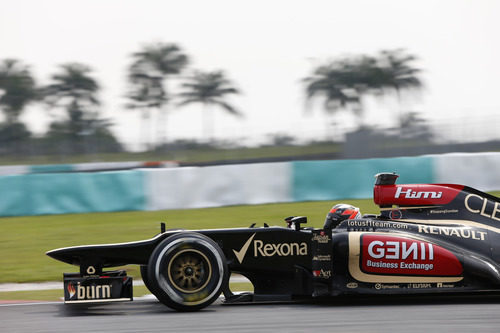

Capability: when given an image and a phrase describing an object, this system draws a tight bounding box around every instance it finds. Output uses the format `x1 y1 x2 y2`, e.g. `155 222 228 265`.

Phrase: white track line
0 301 61 307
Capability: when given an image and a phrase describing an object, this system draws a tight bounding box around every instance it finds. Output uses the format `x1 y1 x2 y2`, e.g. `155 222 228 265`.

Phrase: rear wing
373 173 500 225
373 173 464 208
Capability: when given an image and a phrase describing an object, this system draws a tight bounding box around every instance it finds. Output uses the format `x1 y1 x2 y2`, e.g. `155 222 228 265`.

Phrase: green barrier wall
292 156 434 201
0 156 439 216
0 171 146 216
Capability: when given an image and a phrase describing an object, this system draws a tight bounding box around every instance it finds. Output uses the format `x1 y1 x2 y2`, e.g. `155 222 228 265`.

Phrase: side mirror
285 216 307 231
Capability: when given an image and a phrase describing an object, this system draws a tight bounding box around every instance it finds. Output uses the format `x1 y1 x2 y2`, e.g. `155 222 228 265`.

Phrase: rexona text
253 240 307 257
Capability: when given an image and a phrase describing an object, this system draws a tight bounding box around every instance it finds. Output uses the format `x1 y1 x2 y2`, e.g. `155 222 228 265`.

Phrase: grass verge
1 192 498 284
0 199 378 284
0 143 341 166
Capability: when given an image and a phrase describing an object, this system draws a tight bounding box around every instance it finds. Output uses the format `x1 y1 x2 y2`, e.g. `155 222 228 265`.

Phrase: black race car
47 173 500 311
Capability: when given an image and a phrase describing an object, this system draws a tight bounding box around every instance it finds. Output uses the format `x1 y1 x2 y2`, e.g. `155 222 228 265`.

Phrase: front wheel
140 265 154 294
147 233 229 311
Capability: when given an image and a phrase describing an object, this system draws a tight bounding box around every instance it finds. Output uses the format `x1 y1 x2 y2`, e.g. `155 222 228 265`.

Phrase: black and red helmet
324 204 361 229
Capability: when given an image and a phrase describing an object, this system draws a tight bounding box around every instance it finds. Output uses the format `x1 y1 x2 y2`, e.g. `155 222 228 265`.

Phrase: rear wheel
147 233 228 311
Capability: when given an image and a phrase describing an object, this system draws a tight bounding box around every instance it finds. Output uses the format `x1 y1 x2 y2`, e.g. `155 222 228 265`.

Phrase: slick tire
140 265 155 294
147 232 229 311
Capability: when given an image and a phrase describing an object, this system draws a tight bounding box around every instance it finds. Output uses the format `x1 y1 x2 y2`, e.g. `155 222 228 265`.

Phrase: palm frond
176 97 203 107
176 69 242 116
211 99 242 116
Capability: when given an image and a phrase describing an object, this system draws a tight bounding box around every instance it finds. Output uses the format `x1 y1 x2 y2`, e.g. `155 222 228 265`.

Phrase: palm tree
378 49 422 96
128 43 188 146
177 70 242 141
304 61 361 114
377 49 423 125
303 59 367 139
0 59 36 124
304 51 422 137
41 63 111 152
304 55 387 115
42 63 99 108
126 72 166 149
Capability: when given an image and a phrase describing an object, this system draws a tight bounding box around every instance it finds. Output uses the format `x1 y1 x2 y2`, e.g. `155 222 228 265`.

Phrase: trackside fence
0 152 498 217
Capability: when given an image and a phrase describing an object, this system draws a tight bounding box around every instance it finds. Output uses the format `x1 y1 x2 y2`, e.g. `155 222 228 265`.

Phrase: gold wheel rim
167 249 212 294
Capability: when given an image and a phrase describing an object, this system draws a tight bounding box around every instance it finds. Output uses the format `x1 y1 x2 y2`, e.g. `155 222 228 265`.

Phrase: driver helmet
323 203 361 229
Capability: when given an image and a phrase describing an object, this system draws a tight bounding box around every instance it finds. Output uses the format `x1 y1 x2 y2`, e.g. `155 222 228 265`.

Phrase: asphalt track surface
3 295 500 333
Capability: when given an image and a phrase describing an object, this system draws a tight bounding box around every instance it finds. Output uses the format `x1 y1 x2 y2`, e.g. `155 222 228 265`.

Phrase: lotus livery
47 173 500 311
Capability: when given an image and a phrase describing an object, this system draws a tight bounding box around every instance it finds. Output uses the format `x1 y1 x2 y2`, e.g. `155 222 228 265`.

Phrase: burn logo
67 283 76 299
75 283 111 300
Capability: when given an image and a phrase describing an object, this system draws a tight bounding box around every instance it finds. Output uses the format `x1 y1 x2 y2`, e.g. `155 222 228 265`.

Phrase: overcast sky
1 0 499 149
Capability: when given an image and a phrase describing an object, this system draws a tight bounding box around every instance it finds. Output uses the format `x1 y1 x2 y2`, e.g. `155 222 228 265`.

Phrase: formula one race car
47 173 500 311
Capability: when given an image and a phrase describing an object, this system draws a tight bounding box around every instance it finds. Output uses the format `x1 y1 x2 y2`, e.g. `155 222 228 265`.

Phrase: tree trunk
202 104 214 143
141 109 150 151
157 105 168 148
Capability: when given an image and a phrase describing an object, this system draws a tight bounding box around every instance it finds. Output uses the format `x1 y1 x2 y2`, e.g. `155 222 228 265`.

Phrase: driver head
324 204 361 229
